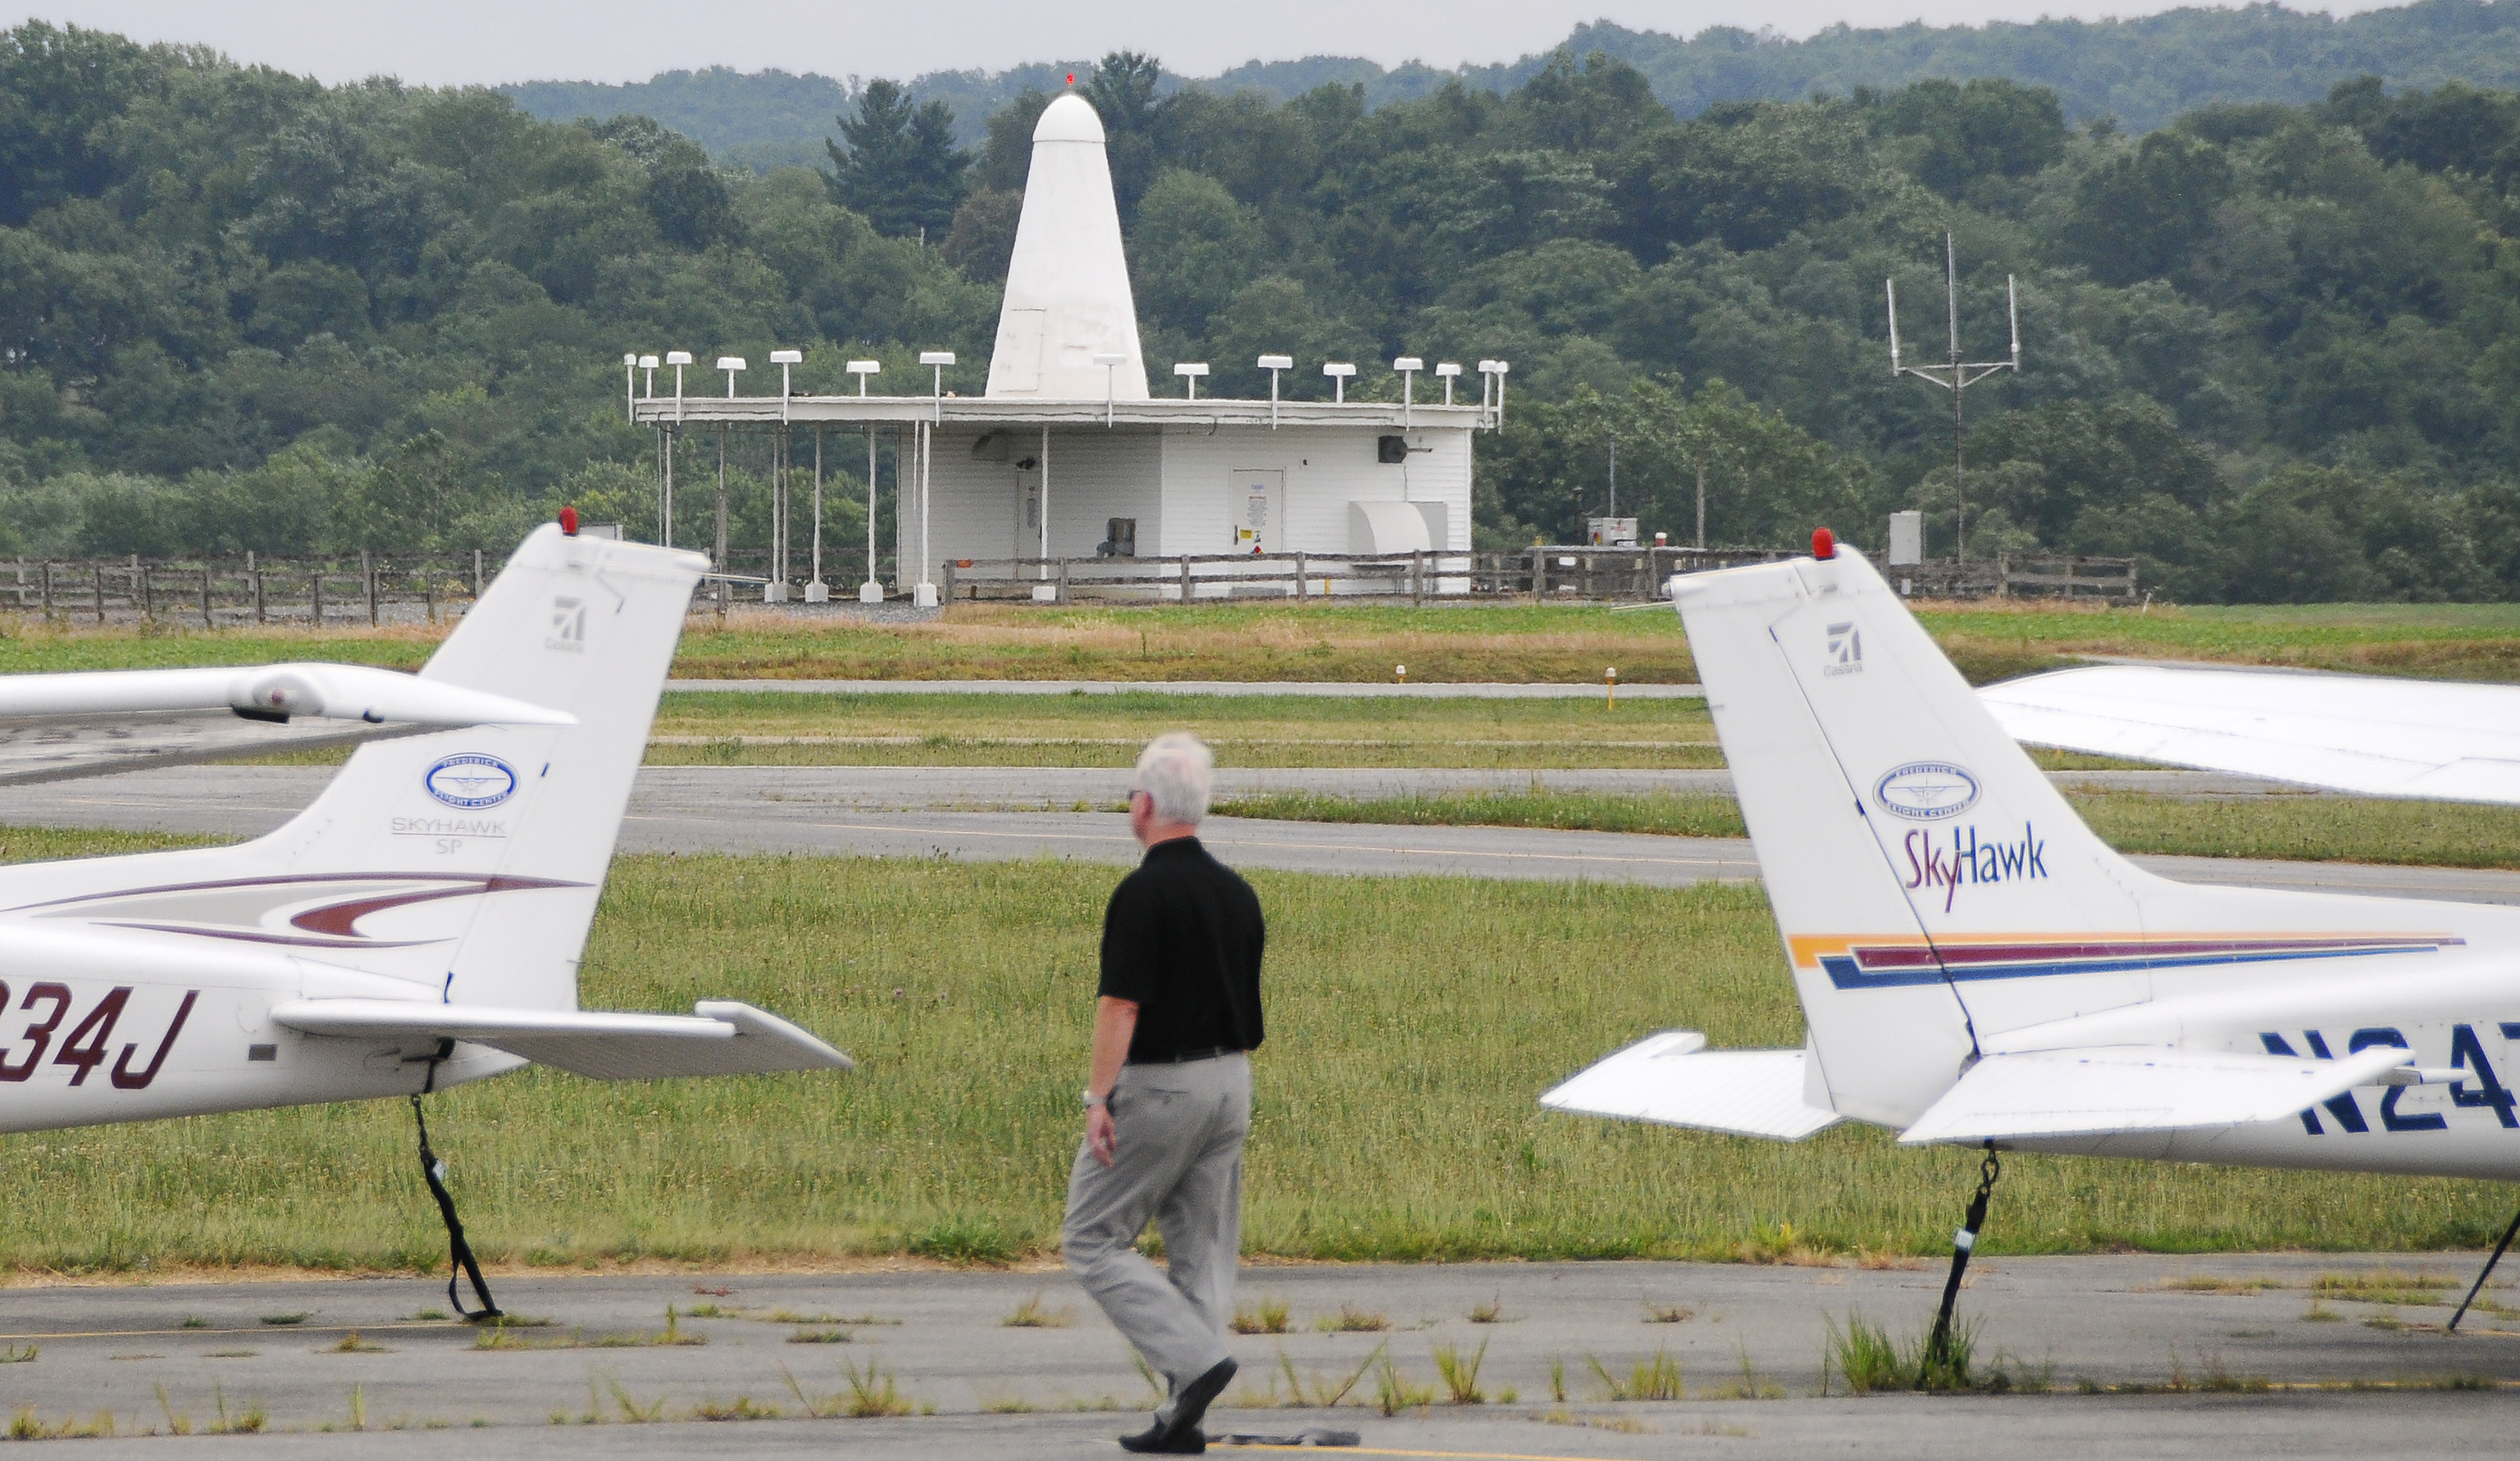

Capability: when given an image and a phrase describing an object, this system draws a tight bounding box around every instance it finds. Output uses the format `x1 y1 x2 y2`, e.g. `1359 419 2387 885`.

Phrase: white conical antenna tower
987 93 1149 400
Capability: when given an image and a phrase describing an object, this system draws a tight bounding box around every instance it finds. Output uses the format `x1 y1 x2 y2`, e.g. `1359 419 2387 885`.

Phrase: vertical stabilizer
986 93 1149 400
0 528 710 1013
257 526 704 1008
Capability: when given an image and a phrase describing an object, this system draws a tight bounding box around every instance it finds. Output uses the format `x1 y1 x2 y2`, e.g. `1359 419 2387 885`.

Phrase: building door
1014 467 1042 561
1231 470 1284 553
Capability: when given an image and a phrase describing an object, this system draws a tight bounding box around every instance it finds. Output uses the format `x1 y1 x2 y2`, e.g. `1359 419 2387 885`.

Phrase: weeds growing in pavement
1588 1348 1684 1402
1374 1353 1437 1416
1316 1305 1388 1333
1697 1344 1784 1400
1001 1291 1071 1328
1233 1297 1292 1334
1274 1343 1382 1408
152 1384 190 1436
1822 1313 1906 1395
837 1356 917 1418
1433 1336 1491 1404
209 1384 264 1435
1468 1293 1510 1324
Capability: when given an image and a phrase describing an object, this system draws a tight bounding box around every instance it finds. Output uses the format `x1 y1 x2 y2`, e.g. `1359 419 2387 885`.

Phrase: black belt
1129 1046 1241 1065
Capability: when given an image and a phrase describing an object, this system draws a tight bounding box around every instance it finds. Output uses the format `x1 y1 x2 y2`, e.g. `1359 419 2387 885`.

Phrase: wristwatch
1082 1090 1108 1109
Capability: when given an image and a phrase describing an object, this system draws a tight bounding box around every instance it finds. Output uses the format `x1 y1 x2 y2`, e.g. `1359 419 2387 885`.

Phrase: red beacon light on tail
1811 526 1835 560
559 506 579 537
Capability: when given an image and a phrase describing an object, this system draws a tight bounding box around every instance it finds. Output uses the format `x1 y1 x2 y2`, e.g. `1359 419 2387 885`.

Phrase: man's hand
1086 994 1137 1169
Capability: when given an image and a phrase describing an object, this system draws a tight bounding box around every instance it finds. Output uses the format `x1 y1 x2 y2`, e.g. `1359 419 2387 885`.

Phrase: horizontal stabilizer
1539 1031 1842 1140
0 664 575 729
270 998 852 1081
0 664 576 788
1897 1044 2413 1145
1980 664 2520 804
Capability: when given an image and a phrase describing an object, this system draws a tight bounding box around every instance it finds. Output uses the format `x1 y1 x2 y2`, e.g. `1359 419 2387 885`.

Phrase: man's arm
1085 994 1137 1167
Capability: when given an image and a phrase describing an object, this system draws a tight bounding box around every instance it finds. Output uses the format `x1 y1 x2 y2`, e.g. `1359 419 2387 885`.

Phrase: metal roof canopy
633 397 1488 430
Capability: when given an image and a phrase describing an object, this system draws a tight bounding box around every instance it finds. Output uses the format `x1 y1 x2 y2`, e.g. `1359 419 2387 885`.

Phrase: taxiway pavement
3 1255 2516 1457
5 765 2510 902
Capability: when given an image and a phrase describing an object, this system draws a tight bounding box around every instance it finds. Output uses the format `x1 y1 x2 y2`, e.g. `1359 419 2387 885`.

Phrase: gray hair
1132 731 1214 826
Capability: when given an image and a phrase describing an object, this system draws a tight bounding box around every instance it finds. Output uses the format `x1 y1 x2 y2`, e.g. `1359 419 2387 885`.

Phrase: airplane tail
0 526 708 1013
1662 540 2486 1131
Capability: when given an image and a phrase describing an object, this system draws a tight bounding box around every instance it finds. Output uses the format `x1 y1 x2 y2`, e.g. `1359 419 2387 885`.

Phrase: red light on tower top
559 505 579 536
1811 526 1835 560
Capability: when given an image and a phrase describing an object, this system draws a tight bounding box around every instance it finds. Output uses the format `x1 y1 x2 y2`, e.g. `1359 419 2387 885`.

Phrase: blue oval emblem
424 753 517 810
1875 762 1980 821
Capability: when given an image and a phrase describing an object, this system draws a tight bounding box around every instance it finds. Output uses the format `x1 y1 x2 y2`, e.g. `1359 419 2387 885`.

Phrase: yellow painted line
0 1321 467 1341
1224 1449 1642 1461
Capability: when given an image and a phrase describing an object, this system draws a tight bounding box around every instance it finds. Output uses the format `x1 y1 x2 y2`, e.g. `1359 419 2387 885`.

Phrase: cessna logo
547 596 586 651
1823 621 1862 676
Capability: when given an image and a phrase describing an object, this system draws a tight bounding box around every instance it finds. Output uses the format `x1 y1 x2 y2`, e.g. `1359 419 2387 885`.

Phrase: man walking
1065 732 1265 1454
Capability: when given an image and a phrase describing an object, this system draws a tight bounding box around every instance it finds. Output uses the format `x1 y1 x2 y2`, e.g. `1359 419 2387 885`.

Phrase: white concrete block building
631 91 1500 599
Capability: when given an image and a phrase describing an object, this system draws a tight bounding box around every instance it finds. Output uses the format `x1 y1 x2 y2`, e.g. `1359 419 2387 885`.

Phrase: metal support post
363 550 377 626
713 425 729 576
805 426 827 602
859 426 882 603
312 566 321 626
249 551 263 624
200 566 212 628
92 564 103 624
1180 553 1192 603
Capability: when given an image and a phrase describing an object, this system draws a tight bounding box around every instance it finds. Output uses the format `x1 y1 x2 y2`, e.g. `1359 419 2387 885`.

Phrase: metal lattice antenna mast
1887 232 2021 562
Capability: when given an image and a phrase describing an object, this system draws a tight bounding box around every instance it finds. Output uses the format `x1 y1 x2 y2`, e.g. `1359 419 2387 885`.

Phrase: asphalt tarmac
6 765 2512 903
3 1254 2517 1457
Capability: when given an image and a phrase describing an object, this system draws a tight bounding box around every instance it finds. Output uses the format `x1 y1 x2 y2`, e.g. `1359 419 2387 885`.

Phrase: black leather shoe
1119 1421 1205 1454
1167 1357 1237 1437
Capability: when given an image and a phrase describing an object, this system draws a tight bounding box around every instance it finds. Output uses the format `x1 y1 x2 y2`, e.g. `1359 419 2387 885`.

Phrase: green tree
824 80 968 240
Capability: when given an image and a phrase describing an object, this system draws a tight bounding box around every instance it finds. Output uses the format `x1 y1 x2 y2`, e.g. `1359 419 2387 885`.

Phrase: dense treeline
504 2 2520 157
17 20 2520 599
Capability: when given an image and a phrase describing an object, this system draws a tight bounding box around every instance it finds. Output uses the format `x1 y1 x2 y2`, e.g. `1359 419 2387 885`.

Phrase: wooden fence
1 545 2138 622
939 546 1798 604
3 553 495 627
1887 554 2139 601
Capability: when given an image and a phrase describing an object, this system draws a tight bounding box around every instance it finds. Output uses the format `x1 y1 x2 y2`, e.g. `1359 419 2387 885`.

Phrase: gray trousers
1063 1052 1251 1409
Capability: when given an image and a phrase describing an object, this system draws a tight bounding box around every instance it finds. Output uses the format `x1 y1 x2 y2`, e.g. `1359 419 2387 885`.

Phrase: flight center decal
1788 932 2464 990
423 753 517 810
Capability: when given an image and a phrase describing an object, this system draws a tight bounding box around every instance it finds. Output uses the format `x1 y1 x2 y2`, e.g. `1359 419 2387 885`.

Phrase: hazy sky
4 1 2403 85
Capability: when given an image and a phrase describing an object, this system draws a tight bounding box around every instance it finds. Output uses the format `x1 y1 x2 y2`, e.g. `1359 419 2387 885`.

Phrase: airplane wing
1896 1044 2413 1145
270 998 853 1081
1539 1031 1843 1140
0 664 572 787
1979 663 2520 803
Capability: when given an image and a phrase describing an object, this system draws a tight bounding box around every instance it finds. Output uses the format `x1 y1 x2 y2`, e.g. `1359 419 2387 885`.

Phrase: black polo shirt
1098 837 1265 1062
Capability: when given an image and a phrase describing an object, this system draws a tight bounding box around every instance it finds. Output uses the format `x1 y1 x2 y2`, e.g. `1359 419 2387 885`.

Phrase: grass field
647 691 1723 769
0 840 2510 1277
11 598 2520 685
1209 789 2520 872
